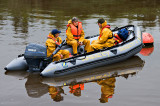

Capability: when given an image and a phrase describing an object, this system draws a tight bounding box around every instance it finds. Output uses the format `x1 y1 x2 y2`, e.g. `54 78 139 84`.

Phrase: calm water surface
0 0 160 106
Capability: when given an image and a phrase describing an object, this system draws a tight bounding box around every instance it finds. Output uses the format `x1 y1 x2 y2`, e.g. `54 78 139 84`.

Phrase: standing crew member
46 29 69 62
90 18 115 51
66 17 90 55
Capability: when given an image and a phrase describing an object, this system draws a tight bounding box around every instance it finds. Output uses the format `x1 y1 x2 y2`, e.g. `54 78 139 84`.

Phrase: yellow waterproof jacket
66 19 85 43
97 77 116 97
99 21 114 44
48 86 58 99
48 86 57 94
46 33 62 57
92 21 115 48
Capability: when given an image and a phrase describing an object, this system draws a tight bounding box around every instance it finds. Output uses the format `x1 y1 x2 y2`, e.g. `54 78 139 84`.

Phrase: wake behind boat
4 25 143 77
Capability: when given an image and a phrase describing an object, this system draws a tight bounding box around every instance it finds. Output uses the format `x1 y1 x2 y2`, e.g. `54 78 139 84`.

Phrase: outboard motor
24 43 47 72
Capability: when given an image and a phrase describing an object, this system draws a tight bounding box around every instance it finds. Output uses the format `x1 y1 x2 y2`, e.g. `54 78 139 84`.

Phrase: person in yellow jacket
48 86 65 102
97 77 116 103
66 17 90 55
46 29 69 62
69 83 84 97
90 18 115 51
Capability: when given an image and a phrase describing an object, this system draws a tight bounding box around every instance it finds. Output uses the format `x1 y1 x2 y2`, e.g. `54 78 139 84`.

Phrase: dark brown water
0 0 160 106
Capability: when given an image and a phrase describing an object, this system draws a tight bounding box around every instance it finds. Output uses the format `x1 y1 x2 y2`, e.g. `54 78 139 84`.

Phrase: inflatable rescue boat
4 25 143 77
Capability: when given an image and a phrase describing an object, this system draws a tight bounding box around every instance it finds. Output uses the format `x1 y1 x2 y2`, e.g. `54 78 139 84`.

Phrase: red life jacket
69 84 84 93
47 35 60 45
114 33 123 45
99 25 111 39
67 22 83 40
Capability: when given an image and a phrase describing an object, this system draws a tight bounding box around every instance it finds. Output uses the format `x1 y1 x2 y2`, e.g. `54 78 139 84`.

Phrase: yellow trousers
67 39 90 54
52 50 69 62
90 40 115 52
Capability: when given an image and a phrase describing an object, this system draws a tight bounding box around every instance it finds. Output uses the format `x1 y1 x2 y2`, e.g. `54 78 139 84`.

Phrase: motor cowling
24 43 47 72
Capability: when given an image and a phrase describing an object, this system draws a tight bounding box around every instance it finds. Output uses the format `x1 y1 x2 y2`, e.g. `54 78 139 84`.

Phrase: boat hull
41 26 143 77
4 56 28 71
5 25 143 78
42 56 144 86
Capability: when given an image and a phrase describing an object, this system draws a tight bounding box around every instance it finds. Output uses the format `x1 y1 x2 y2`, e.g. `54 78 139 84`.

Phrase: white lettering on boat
45 66 57 72
119 40 138 51
82 51 110 61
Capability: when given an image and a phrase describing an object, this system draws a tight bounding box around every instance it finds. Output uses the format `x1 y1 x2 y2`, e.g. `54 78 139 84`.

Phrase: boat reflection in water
25 73 49 98
140 44 154 56
97 77 116 103
48 86 66 102
5 56 145 103
43 56 145 103
5 71 49 98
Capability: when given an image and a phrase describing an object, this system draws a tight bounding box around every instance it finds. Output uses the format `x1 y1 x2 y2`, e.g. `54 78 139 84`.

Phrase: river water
0 0 160 106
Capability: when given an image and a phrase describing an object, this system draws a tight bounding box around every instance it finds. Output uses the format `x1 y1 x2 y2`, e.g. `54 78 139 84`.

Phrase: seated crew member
66 17 90 55
90 18 115 51
46 29 69 62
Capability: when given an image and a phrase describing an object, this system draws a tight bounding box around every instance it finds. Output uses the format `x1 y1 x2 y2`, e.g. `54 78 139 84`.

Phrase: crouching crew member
97 77 116 103
66 17 90 55
46 29 69 62
90 18 115 51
